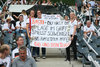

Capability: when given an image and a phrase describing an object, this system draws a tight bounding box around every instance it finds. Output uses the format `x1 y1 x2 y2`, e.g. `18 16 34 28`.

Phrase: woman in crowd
26 10 38 62
65 12 77 61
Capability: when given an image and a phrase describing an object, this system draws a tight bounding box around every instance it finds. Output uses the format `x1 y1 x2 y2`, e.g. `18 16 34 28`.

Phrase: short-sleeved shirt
69 20 77 35
12 47 31 59
85 7 92 16
23 15 28 22
84 25 95 34
12 56 37 67
16 21 26 29
89 1 95 7
2 23 15 30
0 55 11 67
26 18 34 24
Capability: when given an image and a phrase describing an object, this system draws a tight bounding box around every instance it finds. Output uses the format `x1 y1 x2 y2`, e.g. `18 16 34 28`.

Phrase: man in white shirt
2 17 15 48
15 14 27 37
12 36 31 60
84 20 96 38
0 44 11 67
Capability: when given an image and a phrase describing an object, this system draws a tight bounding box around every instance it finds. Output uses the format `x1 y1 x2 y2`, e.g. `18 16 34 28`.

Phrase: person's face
17 37 24 46
4 46 10 56
87 21 91 27
88 4 91 7
19 16 23 22
30 10 35 17
70 13 75 19
19 50 27 61
65 16 68 21
37 11 41 18
38 1 41 5
43 0 46 3
96 14 99 17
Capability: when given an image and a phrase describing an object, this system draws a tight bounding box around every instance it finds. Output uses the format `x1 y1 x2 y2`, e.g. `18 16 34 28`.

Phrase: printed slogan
30 18 71 48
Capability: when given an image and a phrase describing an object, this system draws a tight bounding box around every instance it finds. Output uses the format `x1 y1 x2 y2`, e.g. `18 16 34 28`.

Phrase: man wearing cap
2 17 15 48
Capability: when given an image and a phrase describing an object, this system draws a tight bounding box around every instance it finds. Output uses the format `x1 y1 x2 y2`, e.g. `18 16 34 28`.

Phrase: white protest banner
42 14 61 20
30 19 71 48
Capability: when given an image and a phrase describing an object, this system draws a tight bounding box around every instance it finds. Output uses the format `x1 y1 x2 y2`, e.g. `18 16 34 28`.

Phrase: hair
30 10 35 14
19 45 27 51
19 14 23 18
22 10 27 15
87 20 91 23
88 3 91 6
86 20 91 24
37 10 42 13
16 36 23 41
70 12 75 15
0 44 9 53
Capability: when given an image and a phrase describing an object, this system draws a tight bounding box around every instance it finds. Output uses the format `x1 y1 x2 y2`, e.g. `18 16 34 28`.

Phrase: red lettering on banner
32 20 44 24
51 43 59 47
34 42 71 48
42 42 50 47
34 42 41 47
59 42 64 47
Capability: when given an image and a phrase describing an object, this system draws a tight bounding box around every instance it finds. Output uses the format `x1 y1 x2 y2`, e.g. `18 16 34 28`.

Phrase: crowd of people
5 0 52 5
0 0 100 67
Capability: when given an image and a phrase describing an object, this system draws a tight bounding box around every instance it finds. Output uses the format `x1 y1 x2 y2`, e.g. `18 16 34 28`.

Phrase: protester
65 12 77 61
36 10 46 59
26 10 38 61
0 0 100 66
64 15 69 25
